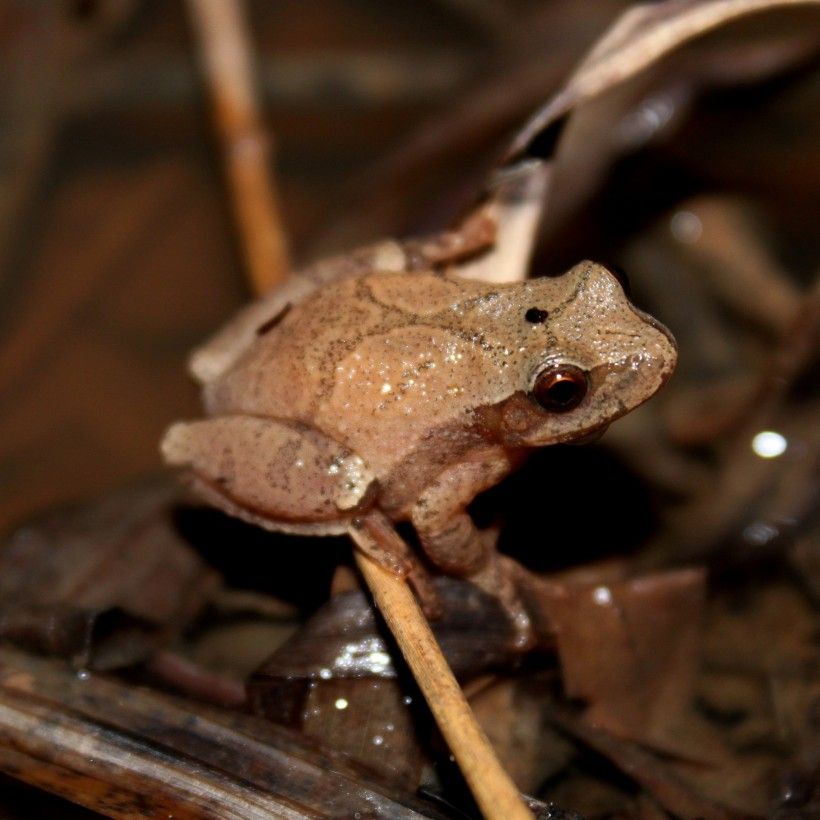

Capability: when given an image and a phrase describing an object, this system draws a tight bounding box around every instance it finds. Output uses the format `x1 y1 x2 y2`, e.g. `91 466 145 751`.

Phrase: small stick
189 6 531 814
186 0 289 294
351 515 532 820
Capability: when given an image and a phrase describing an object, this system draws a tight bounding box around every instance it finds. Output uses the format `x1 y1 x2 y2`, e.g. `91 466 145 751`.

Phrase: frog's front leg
410 451 533 645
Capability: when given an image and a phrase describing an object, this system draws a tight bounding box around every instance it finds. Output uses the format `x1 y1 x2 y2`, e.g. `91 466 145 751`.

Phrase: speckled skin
163 246 676 624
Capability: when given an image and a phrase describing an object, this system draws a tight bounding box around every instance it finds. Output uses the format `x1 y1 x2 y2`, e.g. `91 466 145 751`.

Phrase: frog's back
203 270 528 475
204 273 402 420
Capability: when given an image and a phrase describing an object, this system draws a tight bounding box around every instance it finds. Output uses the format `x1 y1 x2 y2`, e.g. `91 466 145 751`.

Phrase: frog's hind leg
189 274 316 385
162 415 376 535
453 160 549 284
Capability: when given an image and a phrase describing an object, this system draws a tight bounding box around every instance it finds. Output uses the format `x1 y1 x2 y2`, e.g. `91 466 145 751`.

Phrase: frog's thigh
162 416 375 525
410 454 511 575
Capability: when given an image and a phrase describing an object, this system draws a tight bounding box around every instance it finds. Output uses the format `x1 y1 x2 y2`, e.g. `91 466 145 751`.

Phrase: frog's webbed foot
401 207 497 271
464 535 535 650
419 522 535 650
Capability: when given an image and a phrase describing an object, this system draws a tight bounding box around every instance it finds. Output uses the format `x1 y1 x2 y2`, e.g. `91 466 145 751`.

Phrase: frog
162 222 676 641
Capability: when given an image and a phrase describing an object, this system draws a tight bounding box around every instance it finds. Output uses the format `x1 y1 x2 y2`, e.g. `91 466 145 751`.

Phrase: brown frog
162 231 676 640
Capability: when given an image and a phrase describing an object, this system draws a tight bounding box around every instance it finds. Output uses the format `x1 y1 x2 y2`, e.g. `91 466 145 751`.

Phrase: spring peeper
162 230 676 638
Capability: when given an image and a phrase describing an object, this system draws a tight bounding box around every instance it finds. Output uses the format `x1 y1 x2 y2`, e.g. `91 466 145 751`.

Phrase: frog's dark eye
605 264 631 296
532 365 588 412
525 307 548 324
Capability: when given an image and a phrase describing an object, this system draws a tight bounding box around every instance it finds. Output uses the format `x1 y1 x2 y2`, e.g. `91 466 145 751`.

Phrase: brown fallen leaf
0 479 220 670
248 577 522 786
517 566 723 760
468 676 575 795
542 699 739 819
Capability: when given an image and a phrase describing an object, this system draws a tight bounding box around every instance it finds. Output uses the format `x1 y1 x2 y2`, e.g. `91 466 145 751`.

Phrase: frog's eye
525 307 548 323
532 365 588 412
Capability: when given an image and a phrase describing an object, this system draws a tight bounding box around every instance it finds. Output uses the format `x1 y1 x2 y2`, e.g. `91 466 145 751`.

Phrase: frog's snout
629 302 677 356
649 315 678 383
583 261 678 364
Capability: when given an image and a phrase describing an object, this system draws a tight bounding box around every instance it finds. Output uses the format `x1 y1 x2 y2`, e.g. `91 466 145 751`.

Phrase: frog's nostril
532 365 588 412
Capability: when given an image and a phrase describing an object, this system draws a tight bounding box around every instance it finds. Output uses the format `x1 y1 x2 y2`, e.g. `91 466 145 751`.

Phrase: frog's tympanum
163 233 676 639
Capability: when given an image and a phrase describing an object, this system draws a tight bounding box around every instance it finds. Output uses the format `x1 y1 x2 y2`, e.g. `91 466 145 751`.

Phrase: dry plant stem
351 517 532 820
195 3 519 812
186 0 289 293
198 6 529 808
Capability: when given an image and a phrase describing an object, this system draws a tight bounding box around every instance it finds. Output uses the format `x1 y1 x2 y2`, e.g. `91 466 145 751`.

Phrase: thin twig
186 0 289 294
188 4 532 814
351 515 532 820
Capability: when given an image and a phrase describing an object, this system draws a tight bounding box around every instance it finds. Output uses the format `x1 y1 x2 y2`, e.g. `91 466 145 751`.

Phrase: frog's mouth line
486 388 624 447
587 349 676 412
